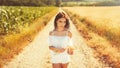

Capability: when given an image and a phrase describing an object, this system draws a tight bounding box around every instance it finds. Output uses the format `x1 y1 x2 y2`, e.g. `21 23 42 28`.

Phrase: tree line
0 0 119 6
0 0 62 6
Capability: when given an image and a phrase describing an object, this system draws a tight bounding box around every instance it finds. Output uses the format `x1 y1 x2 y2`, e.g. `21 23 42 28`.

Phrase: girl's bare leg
61 63 69 68
52 63 62 68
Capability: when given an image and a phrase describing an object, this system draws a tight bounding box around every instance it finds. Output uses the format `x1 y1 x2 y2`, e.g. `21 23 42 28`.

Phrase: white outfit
48 32 73 63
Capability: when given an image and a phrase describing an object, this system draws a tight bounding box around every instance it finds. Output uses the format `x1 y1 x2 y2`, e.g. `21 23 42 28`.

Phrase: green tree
0 0 56 6
55 0 62 7
47 0 55 6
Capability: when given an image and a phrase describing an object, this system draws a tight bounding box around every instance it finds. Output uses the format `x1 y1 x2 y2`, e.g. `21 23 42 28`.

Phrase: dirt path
3 11 106 68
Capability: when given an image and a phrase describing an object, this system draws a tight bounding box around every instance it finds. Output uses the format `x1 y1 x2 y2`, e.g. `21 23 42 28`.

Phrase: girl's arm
49 46 65 53
67 31 75 50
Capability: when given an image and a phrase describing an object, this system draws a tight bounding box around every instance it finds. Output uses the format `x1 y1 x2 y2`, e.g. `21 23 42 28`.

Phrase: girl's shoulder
64 29 72 38
49 29 57 35
49 29 72 37
49 30 54 36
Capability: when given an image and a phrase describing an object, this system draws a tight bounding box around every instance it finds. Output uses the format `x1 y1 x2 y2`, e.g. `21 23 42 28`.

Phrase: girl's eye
59 21 62 23
59 20 66 23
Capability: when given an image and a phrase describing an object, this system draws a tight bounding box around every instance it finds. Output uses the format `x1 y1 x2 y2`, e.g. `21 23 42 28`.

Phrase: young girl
48 12 74 68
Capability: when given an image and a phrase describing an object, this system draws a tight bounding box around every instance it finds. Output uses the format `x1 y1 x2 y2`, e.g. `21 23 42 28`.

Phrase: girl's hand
55 48 65 53
58 48 65 53
67 47 74 55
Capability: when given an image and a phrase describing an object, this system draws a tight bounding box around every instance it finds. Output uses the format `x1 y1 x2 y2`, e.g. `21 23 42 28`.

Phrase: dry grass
0 9 58 67
64 7 120 68
64 6 120 48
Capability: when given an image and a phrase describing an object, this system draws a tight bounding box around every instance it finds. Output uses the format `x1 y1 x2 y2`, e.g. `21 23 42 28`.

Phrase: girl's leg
61 63 69 68
52 63 62 68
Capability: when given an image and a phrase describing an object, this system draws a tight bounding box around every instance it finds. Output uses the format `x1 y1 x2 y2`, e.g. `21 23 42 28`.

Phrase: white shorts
50 51 71 64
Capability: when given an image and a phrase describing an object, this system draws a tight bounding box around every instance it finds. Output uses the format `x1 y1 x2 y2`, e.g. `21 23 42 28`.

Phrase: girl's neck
56 27 65 32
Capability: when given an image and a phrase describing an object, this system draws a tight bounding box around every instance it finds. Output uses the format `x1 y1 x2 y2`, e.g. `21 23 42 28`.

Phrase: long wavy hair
54 12 70 31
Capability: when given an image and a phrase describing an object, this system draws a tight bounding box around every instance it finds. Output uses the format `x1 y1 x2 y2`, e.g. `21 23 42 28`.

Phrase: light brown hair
54 12 70 30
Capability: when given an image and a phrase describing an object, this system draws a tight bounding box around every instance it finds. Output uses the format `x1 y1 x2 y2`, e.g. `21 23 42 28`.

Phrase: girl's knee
61 63 69 68
52 63 61 68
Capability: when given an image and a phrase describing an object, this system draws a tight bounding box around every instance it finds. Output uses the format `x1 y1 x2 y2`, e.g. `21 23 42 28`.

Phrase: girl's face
56 18 66 28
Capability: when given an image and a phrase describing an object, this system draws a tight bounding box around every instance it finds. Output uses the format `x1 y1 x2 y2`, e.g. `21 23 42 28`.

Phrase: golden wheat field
63 6 120 68
64 6 120 47
64 6 120 36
